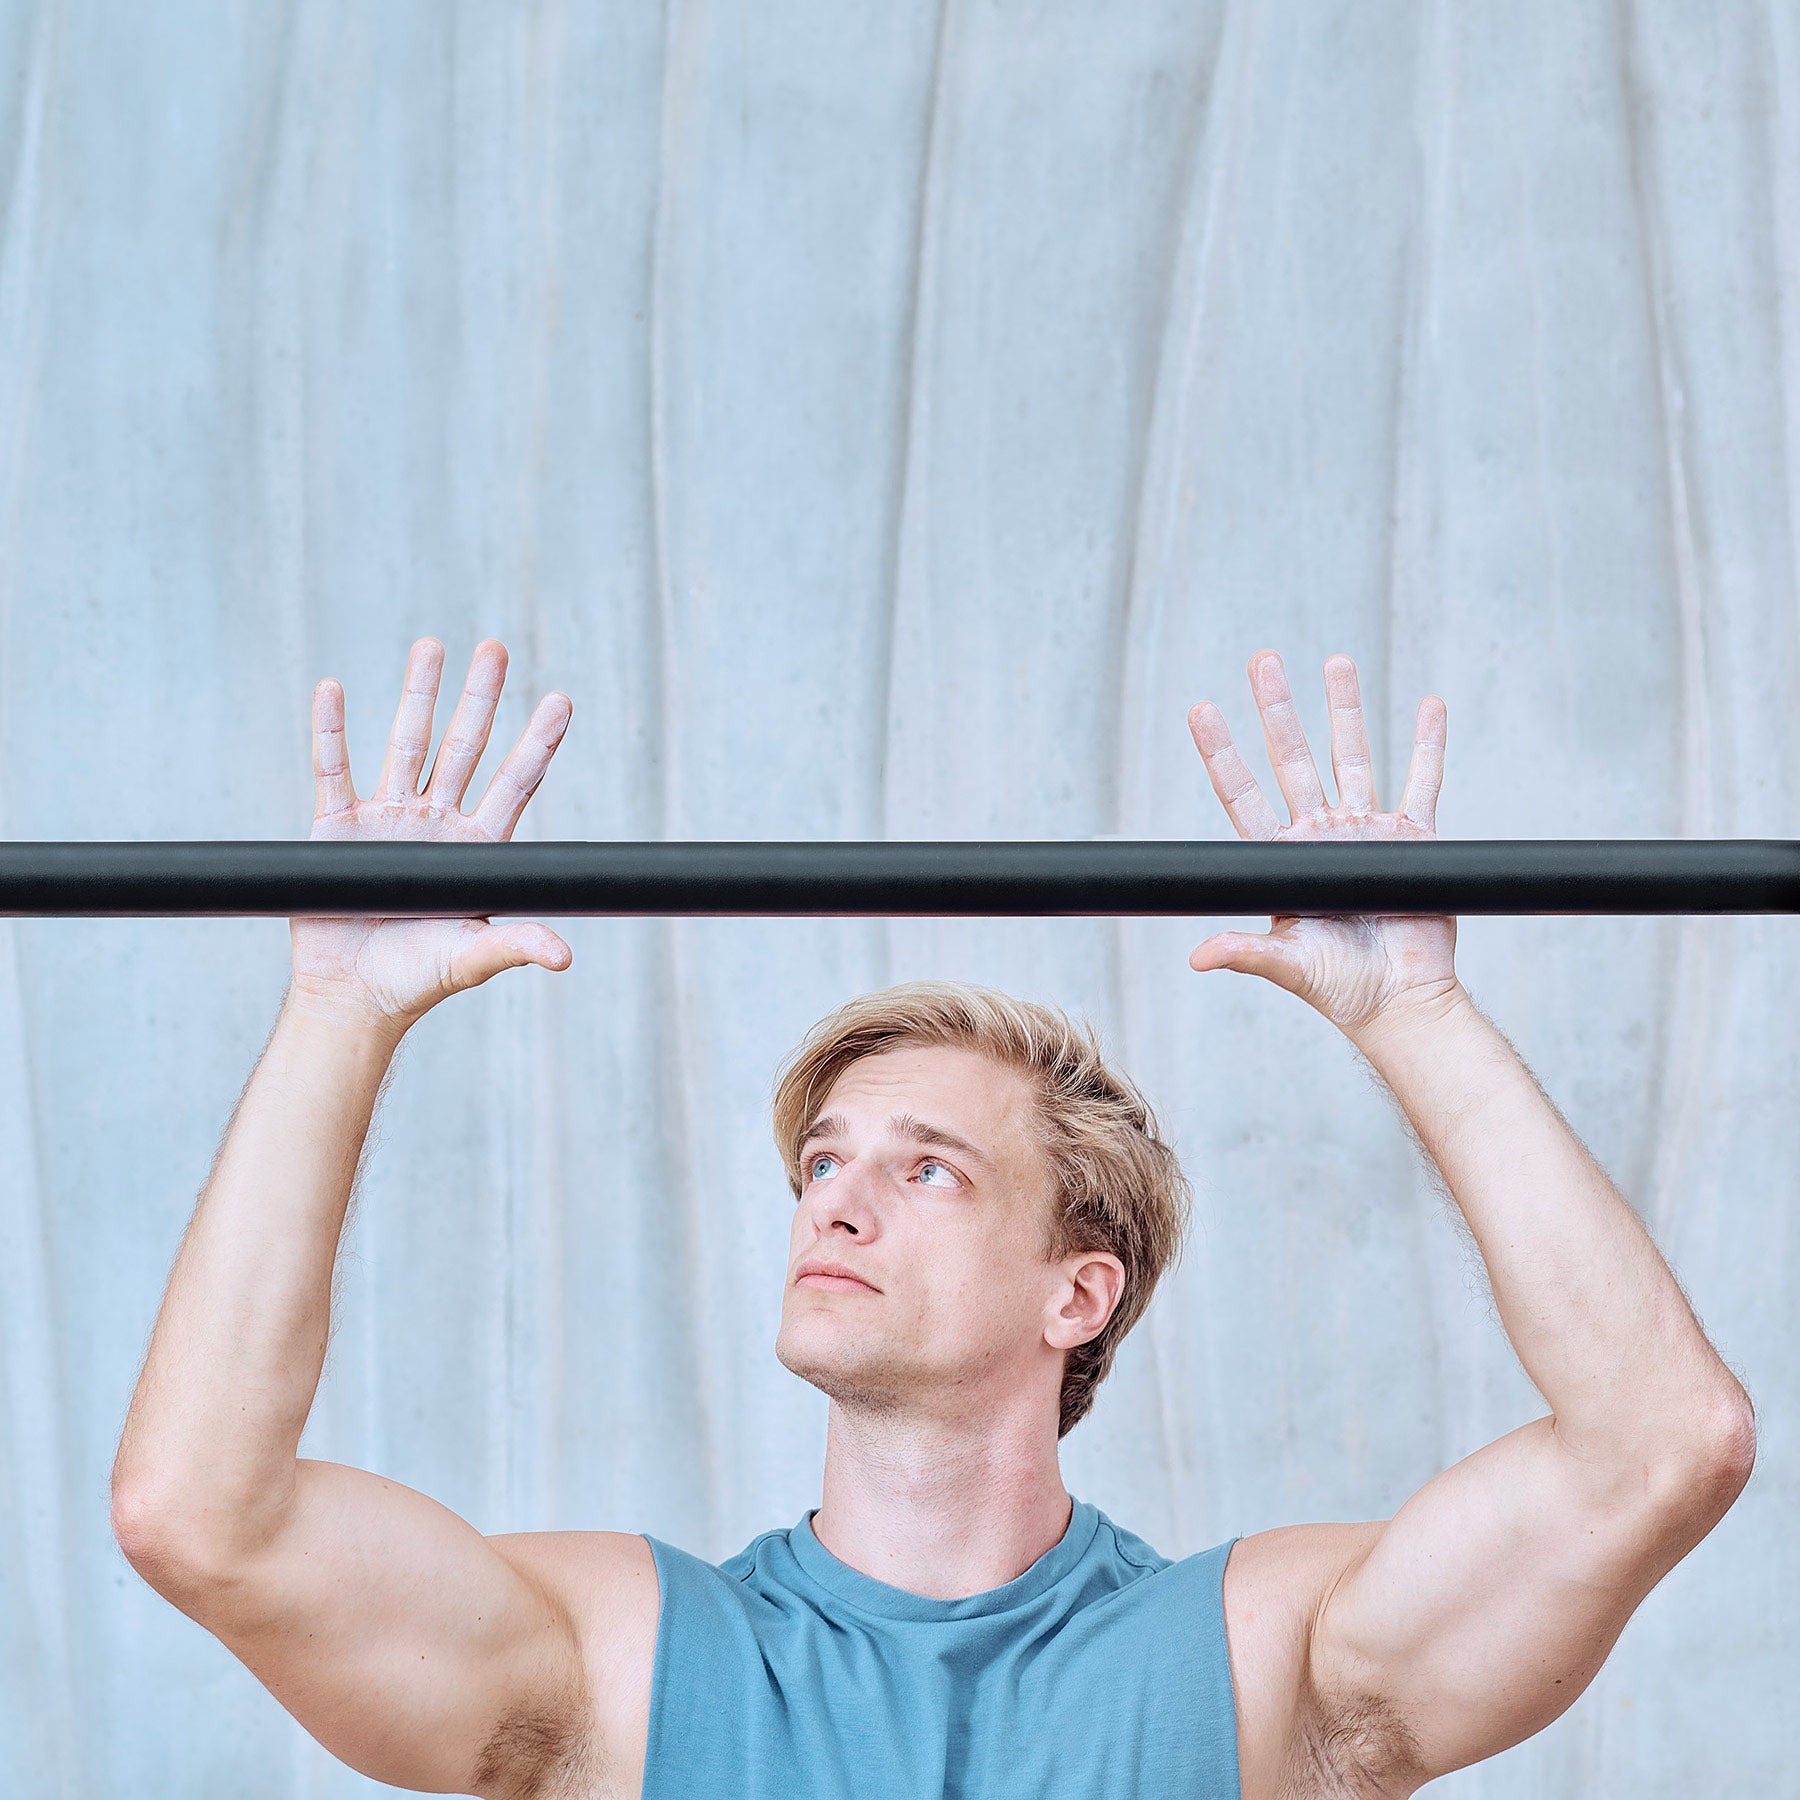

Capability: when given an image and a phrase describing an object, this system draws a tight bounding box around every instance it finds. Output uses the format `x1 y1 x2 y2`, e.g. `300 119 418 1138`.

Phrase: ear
1044 1252 1126 1352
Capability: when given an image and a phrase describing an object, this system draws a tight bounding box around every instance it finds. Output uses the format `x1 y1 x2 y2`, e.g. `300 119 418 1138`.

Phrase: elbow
110 1480 160 1561
111 1471 294 1602
1696 1378 1759 1496
110 1481 222 1591
110 1482 189 1578
1650 1378 1758 1526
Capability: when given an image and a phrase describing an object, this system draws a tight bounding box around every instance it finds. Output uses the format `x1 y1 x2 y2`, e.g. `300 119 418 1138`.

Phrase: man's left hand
1187 650 1458 1038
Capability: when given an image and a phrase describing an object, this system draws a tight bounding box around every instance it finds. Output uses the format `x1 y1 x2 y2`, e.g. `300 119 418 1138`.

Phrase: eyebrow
797 1110 996 1174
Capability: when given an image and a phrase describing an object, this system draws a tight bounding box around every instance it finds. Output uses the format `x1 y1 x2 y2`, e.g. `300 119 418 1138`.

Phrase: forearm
1349 983 1749 1469
111 990 404 1555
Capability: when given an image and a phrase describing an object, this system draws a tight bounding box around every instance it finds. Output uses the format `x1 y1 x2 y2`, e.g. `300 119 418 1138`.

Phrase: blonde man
112 637 1756 1798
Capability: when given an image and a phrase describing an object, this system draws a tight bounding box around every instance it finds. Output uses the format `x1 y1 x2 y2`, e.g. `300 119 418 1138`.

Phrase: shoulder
489 1525 659 1593
481 1529 661 1800
1223 1521 1415 1800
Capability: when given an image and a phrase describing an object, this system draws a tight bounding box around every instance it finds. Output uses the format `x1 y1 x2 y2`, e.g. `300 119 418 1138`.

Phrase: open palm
289 637 575 1038
1186 651 1457 1036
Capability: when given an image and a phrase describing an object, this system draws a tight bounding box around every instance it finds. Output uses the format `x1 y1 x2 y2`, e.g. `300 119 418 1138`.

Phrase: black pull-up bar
0 840 1795 917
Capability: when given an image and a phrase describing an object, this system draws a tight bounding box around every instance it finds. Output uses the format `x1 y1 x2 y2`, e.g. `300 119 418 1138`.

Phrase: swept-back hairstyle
770 979 1192 1437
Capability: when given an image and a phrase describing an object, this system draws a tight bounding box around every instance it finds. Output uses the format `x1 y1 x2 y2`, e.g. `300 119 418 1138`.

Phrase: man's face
775 1043 1109 1428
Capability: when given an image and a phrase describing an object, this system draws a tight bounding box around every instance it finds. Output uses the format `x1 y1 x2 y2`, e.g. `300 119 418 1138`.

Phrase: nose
800 1154 883 1240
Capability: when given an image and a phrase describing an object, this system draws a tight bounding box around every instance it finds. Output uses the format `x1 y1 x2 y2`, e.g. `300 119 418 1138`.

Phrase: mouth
794 1266 880 1294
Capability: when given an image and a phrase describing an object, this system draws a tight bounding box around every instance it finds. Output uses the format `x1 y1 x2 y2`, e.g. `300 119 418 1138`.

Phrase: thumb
1189 929 1305 991
448 923 573 991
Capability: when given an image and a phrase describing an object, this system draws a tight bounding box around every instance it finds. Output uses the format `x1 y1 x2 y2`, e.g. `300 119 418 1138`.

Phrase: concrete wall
1 2 1795 1792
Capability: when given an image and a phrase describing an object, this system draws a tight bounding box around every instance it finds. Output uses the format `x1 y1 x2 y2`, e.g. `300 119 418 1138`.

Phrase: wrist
281 983 409 1058
1344 977 1477 1060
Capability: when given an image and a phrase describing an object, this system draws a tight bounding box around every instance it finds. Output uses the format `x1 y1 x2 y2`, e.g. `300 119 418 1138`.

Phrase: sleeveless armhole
1082 1515 1244 1798
1212 1537 1246 1799
1167 1535 1244 1800
638 1532 776 1799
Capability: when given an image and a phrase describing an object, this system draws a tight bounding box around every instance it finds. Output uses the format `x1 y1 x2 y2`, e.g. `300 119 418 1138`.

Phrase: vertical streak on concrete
646 0 720 1542
872 0 952 993
0 5 79 1793
0 2 59 598
496 0 571 1542
1767 4 1800 753
1113 0 1252 1542
1613 1 1725 1268
1116 0 1249 829
1385 0 1454 1522
876 0 951 814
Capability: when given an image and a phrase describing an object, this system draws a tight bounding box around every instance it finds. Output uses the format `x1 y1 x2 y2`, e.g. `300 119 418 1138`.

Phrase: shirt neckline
786 1496 1103 1621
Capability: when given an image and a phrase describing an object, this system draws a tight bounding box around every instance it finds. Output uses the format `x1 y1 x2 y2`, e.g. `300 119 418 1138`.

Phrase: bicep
1307 1416 1722 1786
122 1458 591 1797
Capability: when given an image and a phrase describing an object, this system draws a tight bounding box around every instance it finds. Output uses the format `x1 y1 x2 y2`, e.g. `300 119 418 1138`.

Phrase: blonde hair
770 979 1192 1437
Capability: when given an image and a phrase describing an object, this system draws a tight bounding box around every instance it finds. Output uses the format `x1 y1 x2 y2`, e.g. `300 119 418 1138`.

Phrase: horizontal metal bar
0 840 1795 916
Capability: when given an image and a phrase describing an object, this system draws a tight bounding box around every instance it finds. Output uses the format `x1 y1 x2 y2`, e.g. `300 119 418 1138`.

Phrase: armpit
1285 1684 1423 1800
471 1693 603 1800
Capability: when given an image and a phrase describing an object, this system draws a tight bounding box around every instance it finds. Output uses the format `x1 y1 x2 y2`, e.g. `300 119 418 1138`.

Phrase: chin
775 1317 913 1417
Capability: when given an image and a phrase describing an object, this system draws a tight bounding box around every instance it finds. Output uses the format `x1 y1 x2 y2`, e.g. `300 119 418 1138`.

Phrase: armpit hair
470 1691 604 1800
1286 1684 1425 1800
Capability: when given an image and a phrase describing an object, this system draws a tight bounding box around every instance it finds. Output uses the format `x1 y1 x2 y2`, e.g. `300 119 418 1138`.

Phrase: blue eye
802 1152 960 1189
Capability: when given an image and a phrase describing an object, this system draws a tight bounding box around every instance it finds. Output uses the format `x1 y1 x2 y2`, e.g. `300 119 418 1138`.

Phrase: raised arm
109 638 613 1797
1186 652 1756 1794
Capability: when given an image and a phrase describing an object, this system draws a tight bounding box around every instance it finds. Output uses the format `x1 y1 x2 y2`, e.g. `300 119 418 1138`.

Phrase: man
111 636 1757 1798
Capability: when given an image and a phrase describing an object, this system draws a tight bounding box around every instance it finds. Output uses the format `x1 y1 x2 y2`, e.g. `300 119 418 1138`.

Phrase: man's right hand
289 636 575 1039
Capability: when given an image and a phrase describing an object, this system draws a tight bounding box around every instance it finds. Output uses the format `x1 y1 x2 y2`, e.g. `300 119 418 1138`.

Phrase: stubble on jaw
775 1309 1021 1430
775 1318 916 1422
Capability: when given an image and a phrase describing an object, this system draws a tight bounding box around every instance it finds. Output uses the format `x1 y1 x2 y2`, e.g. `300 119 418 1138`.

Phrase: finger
448 923 574 993
375 638 446 802
1188 702 1285 841
424 639 508 810
1188 929 1308 995
1248 650 1330 822
311 679 358 818
1399 696 1448 831
468 691 574 840
1323 653 1378 811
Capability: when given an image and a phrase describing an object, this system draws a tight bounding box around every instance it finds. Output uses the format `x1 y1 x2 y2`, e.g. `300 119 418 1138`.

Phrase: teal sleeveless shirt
640 1499 1241 1798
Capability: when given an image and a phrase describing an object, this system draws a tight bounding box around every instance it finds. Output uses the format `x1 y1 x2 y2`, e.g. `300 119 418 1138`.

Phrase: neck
809 1389 1072 1600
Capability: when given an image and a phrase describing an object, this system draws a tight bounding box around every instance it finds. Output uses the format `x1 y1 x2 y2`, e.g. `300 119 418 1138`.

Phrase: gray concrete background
0 2 1796 1793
